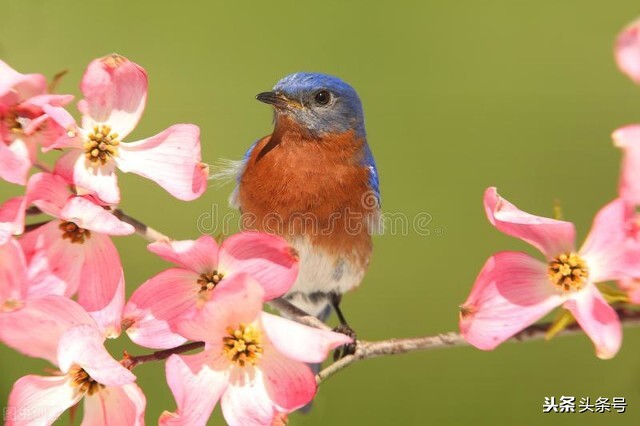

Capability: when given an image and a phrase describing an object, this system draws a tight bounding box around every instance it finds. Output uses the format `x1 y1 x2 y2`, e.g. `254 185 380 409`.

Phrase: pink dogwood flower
7 324 145 426
0 60 72 185
0 237 96 365
0 196 26 244
45 54 208 204
123 233 299 349
616 18 640 84
159 276 351 426
19 172 134 337
612 125 640 303
460 187 640 359
613 125 640 208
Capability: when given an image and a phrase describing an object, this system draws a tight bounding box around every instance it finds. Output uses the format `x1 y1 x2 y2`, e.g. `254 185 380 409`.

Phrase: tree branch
119 308 640 387
267 298 331 330
121 341 205 370
315 308 640 385
113 208 169 243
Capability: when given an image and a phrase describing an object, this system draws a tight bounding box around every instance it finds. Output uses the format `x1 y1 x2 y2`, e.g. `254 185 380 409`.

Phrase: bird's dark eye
314 90 331 106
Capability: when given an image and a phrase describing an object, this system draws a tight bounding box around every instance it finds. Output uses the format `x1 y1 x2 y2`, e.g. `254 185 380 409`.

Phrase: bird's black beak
255 91 300 109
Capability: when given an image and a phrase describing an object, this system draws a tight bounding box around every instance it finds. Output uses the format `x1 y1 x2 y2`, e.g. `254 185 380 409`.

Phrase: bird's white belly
284 237 366 317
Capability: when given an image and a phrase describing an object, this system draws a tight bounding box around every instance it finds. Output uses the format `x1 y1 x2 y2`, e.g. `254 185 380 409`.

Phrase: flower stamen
84 124 120 165
548 252 589 292
222 324 263 367
5 112 23 135
59 221 91 244
69 366 104 396
197 271 224 293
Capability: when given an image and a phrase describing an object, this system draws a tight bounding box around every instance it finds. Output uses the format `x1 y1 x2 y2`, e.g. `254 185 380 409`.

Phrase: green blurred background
2 0 640 424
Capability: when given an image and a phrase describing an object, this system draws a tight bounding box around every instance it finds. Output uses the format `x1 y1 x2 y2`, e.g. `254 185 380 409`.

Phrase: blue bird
229 72 380 345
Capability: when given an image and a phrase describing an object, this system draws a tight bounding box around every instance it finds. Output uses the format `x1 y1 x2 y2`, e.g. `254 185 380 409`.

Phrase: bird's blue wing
363 143 381 207
362 143 383 234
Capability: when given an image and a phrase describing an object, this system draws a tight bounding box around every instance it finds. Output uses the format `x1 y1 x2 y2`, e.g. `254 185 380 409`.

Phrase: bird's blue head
256 72 366 138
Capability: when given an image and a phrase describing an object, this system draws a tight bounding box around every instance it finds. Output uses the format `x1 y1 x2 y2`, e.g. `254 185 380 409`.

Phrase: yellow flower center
222 324 263 367
69 366 104 396
2 299 23 313
197 271 224 293
547 252 589 292
84 124 120 165
5 112 23 135
59 221 91 244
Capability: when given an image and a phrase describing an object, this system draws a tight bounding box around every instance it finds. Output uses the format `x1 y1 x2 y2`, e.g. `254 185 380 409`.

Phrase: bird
227 72 380 348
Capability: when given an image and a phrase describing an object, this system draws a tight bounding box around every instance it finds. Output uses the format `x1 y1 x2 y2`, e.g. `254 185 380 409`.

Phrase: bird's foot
332 324 357 361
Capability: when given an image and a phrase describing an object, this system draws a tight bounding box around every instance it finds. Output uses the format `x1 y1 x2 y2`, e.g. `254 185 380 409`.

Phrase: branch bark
113 208 169 243
315 308 640 385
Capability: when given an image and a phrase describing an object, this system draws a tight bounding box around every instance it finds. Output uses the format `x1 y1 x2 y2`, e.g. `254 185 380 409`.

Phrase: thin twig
118 308 640 387
315 308 640 385
121 341 205 370
113 209 169 243
268 298 331 330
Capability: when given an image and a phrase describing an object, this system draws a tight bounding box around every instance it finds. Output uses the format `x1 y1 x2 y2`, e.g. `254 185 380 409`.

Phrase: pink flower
45 54 208 204
0 60 73 185
159 276 351 426
0 196 27 245
0 238 96 364
7 324 145 426
459 187 640 359
613 125 640 208
618 278 640 304
19 172 134 337
123 233 299 349
612 126 640 303
615 18 640 84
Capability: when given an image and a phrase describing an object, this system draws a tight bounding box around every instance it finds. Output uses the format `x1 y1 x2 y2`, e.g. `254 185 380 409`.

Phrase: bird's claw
332 324 357 361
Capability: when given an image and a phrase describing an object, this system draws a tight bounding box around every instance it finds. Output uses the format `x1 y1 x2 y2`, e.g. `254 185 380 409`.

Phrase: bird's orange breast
238 117 375 268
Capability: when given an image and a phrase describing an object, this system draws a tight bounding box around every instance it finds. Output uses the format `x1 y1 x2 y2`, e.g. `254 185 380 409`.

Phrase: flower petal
618 278 640 304
613 125 640 205
6 375 82 426
177 275 265 343
40 104 81 150
54 150 120 205
148 235 219 273
0 196 26 244
83 383 146 426
57 324 135 386
221 368 278 426
564 285 622 359
484 187 575 259
580 198 640 282
75 234 125 337
0 138 32 185
460 251 564 350
0 238 28 304
25 172 71 218
60 196 134 235
78 54 147 139
19 221 84 298
260 312 351 363
123 268 198 349
615 18 640 84
0 295 94 365
160 352 228 426
116 124 208 201
219 232 299 300
0 60 46 101
261 350 317 412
